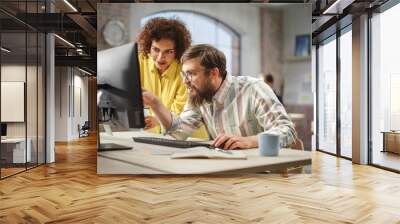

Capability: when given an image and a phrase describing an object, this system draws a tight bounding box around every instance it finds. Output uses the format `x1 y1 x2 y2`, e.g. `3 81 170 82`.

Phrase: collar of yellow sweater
149 56 179 79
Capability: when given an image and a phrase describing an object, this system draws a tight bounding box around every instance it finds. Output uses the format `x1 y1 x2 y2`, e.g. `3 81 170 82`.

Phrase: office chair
79 121 90 138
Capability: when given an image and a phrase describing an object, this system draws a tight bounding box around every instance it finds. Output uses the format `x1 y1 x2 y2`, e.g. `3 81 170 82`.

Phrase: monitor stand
99 124 132 152
103 124 113 136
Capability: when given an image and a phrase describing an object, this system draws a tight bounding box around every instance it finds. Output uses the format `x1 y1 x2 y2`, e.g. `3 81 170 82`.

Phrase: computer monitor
97 42 145 129
1 123 6 137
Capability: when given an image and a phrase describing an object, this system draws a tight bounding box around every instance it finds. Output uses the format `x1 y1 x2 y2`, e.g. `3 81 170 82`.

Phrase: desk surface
1 138 27 143
381 131 400 134
98 131 311 174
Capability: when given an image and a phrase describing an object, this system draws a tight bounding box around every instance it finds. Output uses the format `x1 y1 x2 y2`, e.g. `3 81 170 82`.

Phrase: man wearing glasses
138 17 208 139
143 44 297 150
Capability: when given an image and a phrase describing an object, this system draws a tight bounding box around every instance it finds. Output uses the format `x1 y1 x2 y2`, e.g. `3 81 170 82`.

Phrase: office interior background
0 0 400 222
0 0 97 179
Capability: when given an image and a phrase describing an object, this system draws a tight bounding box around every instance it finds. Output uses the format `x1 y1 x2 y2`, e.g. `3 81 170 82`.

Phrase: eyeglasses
180 71 194 82
180 68 210 82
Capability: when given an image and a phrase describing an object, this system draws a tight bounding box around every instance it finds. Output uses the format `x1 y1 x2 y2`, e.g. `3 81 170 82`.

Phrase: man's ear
210 67 220 79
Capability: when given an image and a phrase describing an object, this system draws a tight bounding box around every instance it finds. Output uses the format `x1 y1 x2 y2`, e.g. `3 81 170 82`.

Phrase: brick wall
260 8 284 95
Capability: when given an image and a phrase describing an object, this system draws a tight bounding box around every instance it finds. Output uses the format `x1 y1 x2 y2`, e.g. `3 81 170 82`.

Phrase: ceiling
310 0 390 44
0 0 99 74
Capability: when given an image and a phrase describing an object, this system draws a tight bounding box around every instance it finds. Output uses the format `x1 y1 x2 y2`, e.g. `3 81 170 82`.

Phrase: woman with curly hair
137 17 208 139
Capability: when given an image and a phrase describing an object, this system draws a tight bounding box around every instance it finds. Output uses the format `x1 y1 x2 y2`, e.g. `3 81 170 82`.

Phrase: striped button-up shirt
164 75 297 147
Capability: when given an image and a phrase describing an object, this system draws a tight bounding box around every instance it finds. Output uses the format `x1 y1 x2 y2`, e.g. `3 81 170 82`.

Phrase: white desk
1 138 31 163
98 131 311 175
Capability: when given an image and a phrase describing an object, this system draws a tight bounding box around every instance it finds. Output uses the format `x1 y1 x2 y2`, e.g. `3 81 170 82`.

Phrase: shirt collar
213 74 232 104
149 55 179 78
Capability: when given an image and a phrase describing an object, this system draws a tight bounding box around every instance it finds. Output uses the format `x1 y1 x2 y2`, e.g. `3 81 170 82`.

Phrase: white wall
73 74 89 137
55 67 68 141
282 4 312 105
1 65 39 136
1 65 26 140
128 3 261 77
55 67 89 141
1 65 26 82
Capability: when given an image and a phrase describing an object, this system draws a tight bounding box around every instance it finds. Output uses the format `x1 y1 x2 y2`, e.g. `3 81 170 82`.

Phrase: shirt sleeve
169 79 188 115
252 82 297 147
162 104 205 140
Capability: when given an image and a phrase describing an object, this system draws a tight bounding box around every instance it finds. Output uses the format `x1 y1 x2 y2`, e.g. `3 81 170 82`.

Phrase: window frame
315 23 353 161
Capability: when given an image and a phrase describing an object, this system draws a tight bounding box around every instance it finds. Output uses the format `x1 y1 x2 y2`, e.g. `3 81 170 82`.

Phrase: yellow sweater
139 53 208 140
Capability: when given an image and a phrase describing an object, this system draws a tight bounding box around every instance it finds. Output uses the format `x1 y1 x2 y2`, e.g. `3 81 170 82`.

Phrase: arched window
141 11 240 76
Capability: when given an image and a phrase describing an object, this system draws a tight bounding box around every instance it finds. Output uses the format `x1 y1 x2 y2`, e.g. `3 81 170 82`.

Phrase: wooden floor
1 135 400 223
1 167 26 178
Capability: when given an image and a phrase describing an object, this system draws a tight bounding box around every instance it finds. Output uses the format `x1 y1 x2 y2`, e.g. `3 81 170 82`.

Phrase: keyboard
99 143 132 152
132 137 212 148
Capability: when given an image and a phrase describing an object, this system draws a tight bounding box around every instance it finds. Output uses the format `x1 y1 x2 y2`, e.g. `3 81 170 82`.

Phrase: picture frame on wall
295 34 311 57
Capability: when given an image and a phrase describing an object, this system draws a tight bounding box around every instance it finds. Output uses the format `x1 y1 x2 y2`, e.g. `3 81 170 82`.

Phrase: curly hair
137 17 192 61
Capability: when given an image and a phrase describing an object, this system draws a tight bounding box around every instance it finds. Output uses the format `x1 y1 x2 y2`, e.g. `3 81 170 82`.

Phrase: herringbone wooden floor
1 135 400 224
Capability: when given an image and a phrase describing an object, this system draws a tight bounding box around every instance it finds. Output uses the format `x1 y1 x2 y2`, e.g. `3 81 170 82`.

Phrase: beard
188 80 215 107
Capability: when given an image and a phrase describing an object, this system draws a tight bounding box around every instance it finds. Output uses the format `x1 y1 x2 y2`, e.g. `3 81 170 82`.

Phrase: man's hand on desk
213 134 258 150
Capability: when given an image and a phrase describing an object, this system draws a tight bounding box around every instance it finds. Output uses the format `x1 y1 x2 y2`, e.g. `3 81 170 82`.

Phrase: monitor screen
97 42 145 129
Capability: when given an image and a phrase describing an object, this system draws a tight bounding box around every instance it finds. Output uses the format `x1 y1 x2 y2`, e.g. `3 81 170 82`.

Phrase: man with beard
142 44 297 150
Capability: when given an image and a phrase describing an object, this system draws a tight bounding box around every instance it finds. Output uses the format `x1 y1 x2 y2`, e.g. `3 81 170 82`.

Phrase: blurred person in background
261 73 283 104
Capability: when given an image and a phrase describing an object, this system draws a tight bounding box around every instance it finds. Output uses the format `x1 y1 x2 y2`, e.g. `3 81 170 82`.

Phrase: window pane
318 37 337 154
371 3 400 171
340 29 352 158
1 30 27 177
